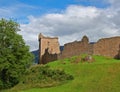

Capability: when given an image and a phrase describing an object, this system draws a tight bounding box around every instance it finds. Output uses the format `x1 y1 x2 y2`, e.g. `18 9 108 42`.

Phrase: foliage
4 65 73 91
20 65 73 88
0 18 34 89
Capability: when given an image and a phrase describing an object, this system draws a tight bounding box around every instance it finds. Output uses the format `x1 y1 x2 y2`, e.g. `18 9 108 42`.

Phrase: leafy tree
0 18 34 89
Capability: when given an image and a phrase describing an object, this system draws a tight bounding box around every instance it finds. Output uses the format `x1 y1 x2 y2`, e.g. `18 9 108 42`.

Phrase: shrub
21 65 74 88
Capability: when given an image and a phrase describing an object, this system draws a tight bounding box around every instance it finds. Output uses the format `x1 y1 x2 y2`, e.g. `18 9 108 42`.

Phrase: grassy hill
4 55 120 92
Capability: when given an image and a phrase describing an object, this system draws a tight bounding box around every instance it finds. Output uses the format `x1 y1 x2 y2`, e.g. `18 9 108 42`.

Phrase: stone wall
42 48 58 64
59 36 120 59
93 36 120 59
59 36 91 59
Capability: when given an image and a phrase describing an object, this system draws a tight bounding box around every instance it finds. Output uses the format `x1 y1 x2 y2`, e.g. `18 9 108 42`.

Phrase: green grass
3 55 120 92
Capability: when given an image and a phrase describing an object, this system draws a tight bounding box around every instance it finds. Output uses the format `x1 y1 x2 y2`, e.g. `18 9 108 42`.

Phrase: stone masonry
38 33 120 64
93 36 120 58
58 35 91 59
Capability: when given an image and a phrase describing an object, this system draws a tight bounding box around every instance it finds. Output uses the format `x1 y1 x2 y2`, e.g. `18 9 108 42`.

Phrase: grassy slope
4 55 120 92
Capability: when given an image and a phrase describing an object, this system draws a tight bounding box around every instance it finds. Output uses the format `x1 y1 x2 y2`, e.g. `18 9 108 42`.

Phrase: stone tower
38 33 60 64
82 35 89 43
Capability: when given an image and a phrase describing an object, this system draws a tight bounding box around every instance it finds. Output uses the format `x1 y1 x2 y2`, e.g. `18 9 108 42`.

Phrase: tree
0 18 34 89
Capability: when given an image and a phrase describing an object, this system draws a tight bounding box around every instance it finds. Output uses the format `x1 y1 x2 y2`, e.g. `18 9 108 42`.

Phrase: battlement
39 33 58 40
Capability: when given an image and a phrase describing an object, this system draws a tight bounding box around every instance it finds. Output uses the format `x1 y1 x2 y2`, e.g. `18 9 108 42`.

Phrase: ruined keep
38 33 120 64
38 33 60 64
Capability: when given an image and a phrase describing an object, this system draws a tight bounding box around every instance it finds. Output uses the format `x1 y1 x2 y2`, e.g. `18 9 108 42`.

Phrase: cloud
109 0 120 6
20 4 120 51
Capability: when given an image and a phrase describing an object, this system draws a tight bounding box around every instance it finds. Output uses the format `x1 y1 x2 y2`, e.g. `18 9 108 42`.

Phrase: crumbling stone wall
93 36 120 58
59 36 91 59
59 36 120 59
42 48 58 64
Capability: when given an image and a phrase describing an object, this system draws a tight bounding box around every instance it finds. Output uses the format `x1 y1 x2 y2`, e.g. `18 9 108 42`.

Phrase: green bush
21 65 74 88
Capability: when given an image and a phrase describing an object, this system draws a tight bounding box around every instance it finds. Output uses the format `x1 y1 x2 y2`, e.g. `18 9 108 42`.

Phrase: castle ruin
38 33 60 64
38 33 120 64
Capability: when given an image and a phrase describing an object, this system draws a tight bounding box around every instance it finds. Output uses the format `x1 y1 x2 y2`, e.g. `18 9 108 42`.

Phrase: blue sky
0 0 110 23
0 0 120 51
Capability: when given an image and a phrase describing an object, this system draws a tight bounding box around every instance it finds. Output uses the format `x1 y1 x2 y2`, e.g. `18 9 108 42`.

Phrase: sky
0 0 120 51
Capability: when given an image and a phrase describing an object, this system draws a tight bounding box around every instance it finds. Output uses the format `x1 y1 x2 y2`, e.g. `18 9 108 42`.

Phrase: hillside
31 50 39 64
4 55 120 92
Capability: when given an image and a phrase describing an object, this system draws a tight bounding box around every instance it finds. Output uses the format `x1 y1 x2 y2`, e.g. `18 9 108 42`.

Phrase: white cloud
109 0 120 5
19 4 120 51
